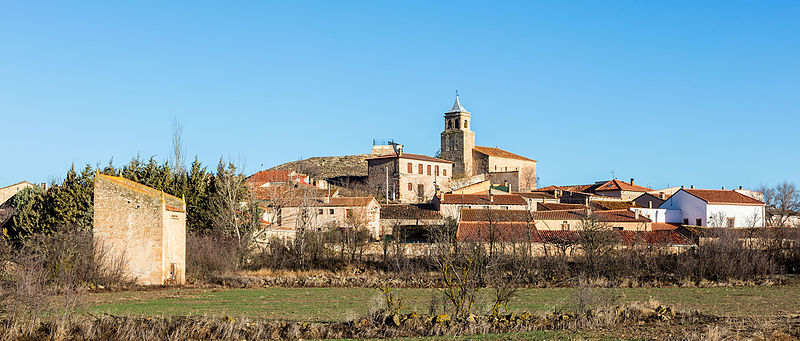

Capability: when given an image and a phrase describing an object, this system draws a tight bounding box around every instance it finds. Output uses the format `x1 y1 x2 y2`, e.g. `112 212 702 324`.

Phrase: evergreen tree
6 186 47 239
186 156 211 231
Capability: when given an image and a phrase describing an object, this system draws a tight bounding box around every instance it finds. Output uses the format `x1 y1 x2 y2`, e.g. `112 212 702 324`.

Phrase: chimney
659 192 665 200
681 185 684 189
739 186 743 190
323 196 330 204
722 186 725 190
635 210 640 219
555 189 562 198
630 178 635 186
648 201 653 209
489 187 494 203
503 180 508 189
690 185 694 189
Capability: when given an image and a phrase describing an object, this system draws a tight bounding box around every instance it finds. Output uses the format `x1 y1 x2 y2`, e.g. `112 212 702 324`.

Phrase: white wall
659 190 707 226
630 208 667 223
706 204 764 227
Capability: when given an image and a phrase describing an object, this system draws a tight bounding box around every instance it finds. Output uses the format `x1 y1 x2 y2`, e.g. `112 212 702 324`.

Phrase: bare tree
210 160 261 263
171 117 185 176
760 181 800 227
708 211 728 228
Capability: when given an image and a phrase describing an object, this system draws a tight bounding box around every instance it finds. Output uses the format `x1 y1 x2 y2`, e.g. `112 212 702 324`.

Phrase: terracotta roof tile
457 221 536 242
683 189 765 205
381 204 442 219
439 193 527 206
532 209 651 223
537 202 588 211
473 146 537 162
460 209 533 222
595 179 653 193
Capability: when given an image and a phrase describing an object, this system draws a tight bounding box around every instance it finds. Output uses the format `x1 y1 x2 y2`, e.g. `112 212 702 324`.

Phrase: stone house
366 151 453 203
379 204 443 240
439 96 538 190
93 174 185 285
260 196 382 240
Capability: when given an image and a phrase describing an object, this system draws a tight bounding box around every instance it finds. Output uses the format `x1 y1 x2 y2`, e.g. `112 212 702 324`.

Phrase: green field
85 284 800 323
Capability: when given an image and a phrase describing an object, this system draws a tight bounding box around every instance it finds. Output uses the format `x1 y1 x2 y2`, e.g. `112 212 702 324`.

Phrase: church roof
446 96 468 113
473 146 537 162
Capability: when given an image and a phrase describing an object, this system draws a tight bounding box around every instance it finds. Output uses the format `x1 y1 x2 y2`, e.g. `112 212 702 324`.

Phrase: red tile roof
327 197 376 207
590 201 639 210
248 170 304 184
594 179 653 193
683 189 765 206
439 193 527 206
537 202 588 211
517 192 556 199
381 204 442 219
460 208 533 222
532 209 651 223
473 146 537 162
651 223 681 230
457 227 692 245
366 153 453 164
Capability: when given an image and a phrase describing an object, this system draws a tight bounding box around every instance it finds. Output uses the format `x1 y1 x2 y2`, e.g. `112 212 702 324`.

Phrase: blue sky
1 1 798 190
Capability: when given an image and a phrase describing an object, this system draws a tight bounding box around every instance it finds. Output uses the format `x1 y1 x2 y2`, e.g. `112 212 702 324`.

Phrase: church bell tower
440 94 475 177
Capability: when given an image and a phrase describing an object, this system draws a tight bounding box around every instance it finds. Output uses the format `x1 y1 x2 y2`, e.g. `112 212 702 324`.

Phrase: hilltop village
247 96 769 245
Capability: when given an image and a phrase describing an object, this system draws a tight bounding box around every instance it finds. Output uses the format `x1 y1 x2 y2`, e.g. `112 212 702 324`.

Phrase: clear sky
1 1 798 190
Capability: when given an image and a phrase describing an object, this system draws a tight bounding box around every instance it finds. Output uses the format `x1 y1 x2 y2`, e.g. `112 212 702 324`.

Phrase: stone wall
93 175 185 285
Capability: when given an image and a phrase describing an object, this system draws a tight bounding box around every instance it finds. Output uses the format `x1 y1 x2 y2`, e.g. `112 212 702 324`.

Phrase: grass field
84 284 800 323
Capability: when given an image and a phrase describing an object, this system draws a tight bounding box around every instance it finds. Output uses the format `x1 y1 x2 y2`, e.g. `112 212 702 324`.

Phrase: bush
186 232 240 282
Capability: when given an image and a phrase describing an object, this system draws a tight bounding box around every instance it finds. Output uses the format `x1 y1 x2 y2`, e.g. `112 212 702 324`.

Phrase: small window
443 169 447 176
427 165 431 175
418 164 423 174
435 165 439 176
329 209 334 214
696 218 702 226
726 217 735 228
683 218 689 225
346 209 352 218
561 221 569 231
455 119 460 129
407 163 413 173
464 120 468 129
318 209 323 214
408 183 412 191
612 226 623 231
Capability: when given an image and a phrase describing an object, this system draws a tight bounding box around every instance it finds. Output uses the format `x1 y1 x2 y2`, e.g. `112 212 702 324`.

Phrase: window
407 163 413 173
455 119 460 129
696 218 702 226
408 183 413 191
418 164 423 174
443 169 447 176
683 218 689 225
329 209 334 214
418 184 425 198
427 165 431 175
612 226 623 231
464 120 468 129
561 221 569 231
318 209 324 214
346 209 352 218
726 217 735 228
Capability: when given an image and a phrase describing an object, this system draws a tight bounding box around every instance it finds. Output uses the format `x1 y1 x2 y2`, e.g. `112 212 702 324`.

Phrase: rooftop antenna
611 170 615 179
455 89 459 98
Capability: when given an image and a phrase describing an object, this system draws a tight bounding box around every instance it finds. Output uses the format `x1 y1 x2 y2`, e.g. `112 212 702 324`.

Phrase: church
439 95 538 192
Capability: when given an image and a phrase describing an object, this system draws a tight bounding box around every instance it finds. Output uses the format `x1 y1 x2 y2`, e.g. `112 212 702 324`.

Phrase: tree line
4 156 248 241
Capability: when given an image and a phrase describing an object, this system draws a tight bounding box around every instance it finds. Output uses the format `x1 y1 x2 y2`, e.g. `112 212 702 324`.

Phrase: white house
659 189 765 227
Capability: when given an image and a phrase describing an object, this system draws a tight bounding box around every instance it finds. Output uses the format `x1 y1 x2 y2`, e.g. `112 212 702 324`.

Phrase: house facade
659 188 765 227
366 152 452 203
261 196 382 240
